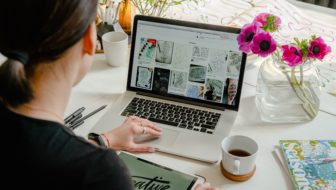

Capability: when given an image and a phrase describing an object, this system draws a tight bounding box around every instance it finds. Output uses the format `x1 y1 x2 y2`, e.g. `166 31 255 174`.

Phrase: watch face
88 132 100 138
88 133 107 148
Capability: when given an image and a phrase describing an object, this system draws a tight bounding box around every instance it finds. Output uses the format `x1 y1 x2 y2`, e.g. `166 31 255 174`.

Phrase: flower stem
300 64 303 86
283 68 317 120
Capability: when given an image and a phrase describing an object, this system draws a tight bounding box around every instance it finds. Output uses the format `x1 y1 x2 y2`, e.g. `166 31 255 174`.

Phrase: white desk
66 2 336 190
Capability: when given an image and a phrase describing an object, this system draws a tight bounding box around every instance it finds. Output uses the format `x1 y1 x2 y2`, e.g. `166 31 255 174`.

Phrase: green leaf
329 141 336 147
263 15 277 32
309 140 319 146
173 1 183 5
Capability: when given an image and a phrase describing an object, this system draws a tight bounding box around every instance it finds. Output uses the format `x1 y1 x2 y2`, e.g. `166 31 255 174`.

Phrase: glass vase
255 55 321 123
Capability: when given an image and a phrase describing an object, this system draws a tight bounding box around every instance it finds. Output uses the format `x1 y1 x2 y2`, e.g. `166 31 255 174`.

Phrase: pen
66 113 83 126
64 107 85 124
70 120 85 130
69 105 107 129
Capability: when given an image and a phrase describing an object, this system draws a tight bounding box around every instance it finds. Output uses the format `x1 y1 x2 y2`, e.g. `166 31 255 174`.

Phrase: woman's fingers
128 116 162 135
106 116 163 152
144 122 162 133
144 126 162 136
135 117 159 131
194 183 219 190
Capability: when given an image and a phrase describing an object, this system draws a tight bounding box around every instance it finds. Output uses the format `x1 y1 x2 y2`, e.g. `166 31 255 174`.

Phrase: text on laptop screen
129 19 245 110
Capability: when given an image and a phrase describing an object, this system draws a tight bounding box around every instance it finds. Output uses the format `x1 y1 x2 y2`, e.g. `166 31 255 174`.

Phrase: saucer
220 162 256 182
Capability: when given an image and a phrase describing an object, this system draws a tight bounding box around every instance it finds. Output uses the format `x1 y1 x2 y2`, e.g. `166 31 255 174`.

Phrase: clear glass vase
255 56 321 123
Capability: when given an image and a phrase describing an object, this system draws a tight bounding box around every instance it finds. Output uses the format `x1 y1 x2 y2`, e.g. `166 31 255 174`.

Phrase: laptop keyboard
120 97 221 134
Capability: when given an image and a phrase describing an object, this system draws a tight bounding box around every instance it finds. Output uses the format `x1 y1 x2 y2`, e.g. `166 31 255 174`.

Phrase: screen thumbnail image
191 45 209 63
204 78 223 102
207 49 227 77
138 38 157 62
169 70 188 93
186 84 205 99
171 43 192 69
136 66 154 90
226 51 242 78
222 78 238 105
188 64 207 83
153 68 171 95
155 40 174 64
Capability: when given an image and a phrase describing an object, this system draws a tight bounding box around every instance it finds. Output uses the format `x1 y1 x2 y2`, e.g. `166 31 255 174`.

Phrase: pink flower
250 31 277 57
254 13 281 32
237 22 261 53
281 45 303 67
307 37 331 60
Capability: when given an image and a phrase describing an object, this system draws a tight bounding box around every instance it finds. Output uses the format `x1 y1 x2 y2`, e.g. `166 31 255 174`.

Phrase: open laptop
90 15 247 163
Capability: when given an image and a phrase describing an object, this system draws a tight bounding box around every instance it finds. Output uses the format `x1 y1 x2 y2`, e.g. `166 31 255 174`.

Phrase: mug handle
234 159 240 175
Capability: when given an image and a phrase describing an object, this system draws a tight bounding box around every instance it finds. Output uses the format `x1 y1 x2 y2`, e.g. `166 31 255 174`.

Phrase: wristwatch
88 133 107 148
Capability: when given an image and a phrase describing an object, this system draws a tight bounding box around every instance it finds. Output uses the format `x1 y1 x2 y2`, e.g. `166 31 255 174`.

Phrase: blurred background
295 0 336 8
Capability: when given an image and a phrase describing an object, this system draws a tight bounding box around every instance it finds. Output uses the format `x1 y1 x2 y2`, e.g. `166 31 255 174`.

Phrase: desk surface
66 2 336 190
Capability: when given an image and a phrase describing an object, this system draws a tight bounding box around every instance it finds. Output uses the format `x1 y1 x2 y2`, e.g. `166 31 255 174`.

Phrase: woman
0 0 217 189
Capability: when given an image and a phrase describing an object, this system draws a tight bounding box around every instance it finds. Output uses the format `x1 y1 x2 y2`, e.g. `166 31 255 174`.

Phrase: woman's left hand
102 116 162 153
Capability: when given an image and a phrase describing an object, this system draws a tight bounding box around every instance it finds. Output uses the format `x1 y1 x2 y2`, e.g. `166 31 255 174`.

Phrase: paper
273 146 291 177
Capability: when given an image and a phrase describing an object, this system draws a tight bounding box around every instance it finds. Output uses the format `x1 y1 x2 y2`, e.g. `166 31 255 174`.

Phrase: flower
281 45 302 67
253 13 281 32
237 23 261 53
250 31 277 57
237 12 332 67
308 37 332 60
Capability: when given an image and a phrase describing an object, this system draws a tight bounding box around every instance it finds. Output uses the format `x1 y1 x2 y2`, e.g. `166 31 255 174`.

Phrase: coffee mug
221 135 258 176
102 31 128 67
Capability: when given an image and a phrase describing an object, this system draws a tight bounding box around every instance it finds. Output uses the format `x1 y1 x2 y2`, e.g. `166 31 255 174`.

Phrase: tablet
118 151 205 190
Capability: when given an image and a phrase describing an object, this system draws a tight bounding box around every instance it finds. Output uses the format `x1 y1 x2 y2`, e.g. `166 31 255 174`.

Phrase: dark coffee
228 149 251 157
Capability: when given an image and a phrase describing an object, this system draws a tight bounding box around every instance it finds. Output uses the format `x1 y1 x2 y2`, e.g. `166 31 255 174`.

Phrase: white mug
102 31 128 67
221 135 258 176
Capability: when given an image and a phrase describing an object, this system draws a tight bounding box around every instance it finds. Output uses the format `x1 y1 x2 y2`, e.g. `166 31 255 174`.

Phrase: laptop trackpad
135 128 180 147
158 128 180 147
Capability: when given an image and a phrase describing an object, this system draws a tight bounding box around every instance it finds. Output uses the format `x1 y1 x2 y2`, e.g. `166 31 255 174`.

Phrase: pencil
69 105 107 128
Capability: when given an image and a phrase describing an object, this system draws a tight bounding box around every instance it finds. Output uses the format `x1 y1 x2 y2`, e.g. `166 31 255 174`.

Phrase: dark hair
0 0 98 107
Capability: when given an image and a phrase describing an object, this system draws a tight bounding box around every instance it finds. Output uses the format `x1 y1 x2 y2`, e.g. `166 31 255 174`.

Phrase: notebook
90 15 247 163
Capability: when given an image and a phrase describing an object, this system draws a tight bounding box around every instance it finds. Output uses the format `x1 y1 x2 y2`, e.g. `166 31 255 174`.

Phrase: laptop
90 15 247 163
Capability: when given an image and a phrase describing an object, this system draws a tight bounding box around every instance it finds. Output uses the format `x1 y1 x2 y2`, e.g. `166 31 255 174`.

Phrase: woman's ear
83 22 96 55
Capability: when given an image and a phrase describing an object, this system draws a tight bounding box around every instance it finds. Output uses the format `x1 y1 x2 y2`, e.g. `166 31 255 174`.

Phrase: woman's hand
194 183 219 190
102 116 162 152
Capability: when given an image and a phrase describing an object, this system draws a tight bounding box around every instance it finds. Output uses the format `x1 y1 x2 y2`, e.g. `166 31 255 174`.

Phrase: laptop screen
127 15 246 111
